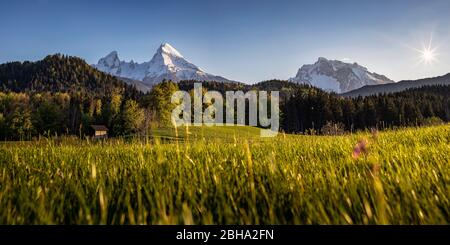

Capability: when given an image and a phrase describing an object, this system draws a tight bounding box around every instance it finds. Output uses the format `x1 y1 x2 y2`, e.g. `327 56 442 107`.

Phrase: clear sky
1 0 449 83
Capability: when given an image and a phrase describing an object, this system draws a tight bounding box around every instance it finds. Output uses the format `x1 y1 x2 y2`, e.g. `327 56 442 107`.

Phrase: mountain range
94 44 397 94
289 57 393 93
94 43 234 91
342 73 450 97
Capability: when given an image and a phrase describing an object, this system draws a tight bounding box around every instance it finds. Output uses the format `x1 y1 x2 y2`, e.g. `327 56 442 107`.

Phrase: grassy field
0 125 449 224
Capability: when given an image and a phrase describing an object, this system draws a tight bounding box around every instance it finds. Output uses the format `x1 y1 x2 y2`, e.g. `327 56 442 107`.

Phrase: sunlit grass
0 125 449 224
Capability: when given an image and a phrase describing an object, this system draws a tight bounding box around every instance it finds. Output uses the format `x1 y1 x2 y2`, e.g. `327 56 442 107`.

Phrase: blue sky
1 0 449 83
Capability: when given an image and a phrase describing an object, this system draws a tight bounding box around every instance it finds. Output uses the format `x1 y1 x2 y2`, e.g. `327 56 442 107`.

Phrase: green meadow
0 125 449 224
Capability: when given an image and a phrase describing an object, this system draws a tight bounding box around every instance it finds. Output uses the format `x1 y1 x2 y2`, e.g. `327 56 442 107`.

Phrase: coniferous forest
281 84 450 133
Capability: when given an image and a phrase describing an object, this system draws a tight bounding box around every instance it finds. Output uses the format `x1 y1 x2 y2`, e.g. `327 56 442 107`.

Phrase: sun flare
417 36 438 65
420 47 437 64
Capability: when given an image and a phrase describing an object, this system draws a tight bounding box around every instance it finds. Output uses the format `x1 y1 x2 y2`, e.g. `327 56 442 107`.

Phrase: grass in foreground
0 125 449 224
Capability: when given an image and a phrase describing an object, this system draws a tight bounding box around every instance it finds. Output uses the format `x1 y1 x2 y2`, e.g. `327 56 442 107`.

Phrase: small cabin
90 125 109 139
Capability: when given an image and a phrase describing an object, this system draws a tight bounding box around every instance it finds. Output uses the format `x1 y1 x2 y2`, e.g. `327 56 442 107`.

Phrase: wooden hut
90 125 109 139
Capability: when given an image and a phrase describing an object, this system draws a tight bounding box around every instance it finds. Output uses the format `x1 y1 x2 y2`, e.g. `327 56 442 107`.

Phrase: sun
420 47 437 64
417 37 438 65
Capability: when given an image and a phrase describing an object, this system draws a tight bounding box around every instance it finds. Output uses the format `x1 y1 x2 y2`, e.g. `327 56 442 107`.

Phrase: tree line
282 84 450 134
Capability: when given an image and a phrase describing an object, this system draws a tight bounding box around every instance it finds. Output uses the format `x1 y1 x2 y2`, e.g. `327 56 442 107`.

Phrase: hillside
342 73 450 97
0 54 141 98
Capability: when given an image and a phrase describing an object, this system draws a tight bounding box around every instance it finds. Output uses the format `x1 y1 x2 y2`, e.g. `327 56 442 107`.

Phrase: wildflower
352 138 369 159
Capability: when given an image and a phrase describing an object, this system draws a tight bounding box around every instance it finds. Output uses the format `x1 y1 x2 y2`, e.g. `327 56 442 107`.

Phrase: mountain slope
289 57 393 93
94 43 235 89
342 73 450 97
0 54 141 97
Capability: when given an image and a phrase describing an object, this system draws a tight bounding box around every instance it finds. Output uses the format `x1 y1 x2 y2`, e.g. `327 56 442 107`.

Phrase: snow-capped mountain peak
158 43 183 58
289 57 393 93
93 43 233 90
147 43 205 77
106 50 118 58
97 51 120 69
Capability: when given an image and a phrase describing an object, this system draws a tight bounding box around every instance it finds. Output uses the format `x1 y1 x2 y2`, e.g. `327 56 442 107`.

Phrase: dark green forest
0 55 449 140
282 85 450 134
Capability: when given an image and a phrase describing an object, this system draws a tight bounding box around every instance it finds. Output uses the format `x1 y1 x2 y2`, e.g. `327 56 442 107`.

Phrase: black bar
0 225 449 243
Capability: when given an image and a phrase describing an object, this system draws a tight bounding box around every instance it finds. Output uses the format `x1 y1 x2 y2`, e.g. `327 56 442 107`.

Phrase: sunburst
416 36 438 66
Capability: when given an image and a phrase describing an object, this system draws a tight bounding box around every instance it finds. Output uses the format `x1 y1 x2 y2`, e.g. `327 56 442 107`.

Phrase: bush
422 117 444 126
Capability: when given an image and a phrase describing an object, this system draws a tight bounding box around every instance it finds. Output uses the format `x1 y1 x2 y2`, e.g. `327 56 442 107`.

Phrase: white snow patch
309 73 340 93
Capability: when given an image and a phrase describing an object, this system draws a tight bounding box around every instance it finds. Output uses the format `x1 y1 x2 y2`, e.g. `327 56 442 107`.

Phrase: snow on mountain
289 57 393 93
94 43 234 91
